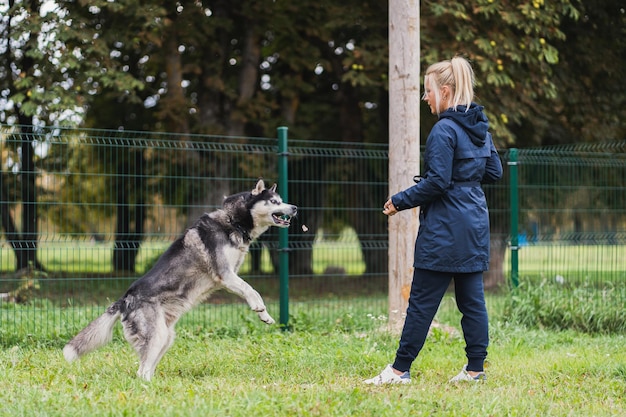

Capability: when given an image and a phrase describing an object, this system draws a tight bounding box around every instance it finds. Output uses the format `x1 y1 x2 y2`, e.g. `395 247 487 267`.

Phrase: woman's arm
390 125 454 211
482 134 503 184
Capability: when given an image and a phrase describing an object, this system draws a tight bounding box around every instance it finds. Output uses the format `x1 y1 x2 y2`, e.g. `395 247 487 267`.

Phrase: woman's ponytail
449 56 475 111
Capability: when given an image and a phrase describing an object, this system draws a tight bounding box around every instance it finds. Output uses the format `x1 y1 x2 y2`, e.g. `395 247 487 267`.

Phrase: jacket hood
439 103 489 147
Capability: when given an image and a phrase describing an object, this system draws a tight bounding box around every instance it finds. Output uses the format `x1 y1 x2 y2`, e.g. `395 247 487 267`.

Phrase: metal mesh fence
0 125 390 341
1 124 625 342
509 143 626 291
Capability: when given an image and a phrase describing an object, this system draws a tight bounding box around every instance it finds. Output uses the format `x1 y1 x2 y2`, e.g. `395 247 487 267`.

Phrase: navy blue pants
392 268 489 373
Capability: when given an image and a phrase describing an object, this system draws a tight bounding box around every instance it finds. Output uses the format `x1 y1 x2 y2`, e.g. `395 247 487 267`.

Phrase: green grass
0 236 624 415
0 313 624 416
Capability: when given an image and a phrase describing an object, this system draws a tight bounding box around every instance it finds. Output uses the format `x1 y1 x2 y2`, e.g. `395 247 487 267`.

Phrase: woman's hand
383 198 398 216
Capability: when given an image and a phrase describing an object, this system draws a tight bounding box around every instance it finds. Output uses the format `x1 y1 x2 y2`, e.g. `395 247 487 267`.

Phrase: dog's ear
269 183 277 193
251 178 265 195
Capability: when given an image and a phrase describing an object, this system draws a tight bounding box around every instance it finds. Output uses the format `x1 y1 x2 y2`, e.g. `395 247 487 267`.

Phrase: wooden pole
388 0 420 332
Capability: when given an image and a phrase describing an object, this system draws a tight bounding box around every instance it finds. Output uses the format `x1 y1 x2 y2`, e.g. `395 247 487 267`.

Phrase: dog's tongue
273 213 291 226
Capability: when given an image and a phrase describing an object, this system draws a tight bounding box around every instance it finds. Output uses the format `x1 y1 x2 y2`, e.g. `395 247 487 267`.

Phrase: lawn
1 237 624 415
0 303 624 417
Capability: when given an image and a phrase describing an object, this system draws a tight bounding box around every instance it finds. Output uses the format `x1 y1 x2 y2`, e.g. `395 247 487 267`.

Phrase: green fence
505 143 626 297
0 124 625 342
0 125 391 342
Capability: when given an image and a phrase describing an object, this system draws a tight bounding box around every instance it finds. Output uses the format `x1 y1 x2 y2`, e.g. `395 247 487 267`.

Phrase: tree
0 0 74 271
54 0 164 272
549 1 626 143
6 0 620 283
58 0 393 275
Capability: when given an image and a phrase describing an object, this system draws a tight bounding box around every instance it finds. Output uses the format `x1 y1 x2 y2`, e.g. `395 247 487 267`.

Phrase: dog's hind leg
122 305 172 381
138 323 172 381
153 325 176 374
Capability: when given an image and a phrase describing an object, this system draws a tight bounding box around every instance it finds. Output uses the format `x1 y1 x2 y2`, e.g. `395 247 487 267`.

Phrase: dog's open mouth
272 213 293 227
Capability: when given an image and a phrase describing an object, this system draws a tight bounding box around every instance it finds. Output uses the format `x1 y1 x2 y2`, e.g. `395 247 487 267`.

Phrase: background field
0 228 367 276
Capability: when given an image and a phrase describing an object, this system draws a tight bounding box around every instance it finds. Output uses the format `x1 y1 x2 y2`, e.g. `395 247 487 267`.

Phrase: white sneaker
363 364 411 385
449 365 486 383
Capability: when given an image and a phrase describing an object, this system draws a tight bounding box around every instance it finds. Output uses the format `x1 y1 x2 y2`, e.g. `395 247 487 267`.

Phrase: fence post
277 126 290 328
508 148 519 288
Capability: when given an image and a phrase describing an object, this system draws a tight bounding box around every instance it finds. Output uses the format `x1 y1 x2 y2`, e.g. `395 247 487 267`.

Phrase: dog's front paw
258 310 275 324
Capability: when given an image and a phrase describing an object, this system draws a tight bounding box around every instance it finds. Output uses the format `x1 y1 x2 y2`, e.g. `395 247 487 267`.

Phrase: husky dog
63 179 297 380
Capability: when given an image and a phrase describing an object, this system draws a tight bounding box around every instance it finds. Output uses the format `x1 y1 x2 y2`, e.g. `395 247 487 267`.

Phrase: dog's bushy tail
63 301 122 362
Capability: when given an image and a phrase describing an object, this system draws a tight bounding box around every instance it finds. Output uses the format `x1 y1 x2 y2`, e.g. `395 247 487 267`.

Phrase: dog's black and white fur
63 179 297 380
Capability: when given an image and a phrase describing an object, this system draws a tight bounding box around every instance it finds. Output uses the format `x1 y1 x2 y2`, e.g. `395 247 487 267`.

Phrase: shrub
502 279 626 334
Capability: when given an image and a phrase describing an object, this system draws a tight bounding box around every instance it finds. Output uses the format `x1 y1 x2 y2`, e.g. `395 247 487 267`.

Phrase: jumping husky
63 179 297 380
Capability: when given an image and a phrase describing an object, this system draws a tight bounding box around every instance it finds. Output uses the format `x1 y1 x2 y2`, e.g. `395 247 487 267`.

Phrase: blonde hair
423 56 475 114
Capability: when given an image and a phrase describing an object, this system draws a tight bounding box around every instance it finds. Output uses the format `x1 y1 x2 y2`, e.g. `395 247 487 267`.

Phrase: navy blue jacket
391 104 503 273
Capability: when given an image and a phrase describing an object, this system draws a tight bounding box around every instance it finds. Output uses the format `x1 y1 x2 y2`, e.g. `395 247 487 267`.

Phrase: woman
364 56 503 385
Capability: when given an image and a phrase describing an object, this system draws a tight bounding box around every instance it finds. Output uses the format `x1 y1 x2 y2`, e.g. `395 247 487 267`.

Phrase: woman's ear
441 85 451 100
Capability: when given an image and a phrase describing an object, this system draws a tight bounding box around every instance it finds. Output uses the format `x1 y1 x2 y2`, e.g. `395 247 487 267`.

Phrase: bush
502 280 626 334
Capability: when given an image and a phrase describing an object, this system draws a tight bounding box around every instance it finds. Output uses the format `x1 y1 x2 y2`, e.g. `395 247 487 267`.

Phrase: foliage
0 1 83 124
7 0 621 147
420 0 581 146
550 1 626 143
2 1 624 275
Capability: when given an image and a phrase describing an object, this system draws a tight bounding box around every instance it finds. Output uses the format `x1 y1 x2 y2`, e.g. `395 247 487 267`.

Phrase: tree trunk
0 0 44 272
484 184 509 290
112 148 146 273
160 17 191 135
16 120 43 271
484 237 507 290
334 72 389 274
113 149 131 272
0 172 27 270
388 0 421 330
